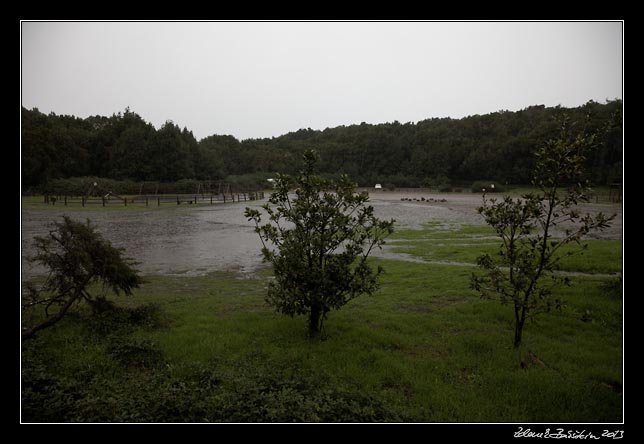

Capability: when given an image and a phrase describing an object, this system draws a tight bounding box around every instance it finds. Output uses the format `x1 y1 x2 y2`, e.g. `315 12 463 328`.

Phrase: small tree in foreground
22 216 142 341
245 151 394 338
470 118 615 348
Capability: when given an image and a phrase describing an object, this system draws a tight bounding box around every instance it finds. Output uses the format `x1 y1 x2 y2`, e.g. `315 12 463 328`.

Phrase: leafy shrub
88 297 119 314
170 179 201 194
245 151 395 337
107 337 165 370
84 302 166 337
225 173 275 192
43 177 141 196
22 216 142 341
22 347 404 422
199 357 405 422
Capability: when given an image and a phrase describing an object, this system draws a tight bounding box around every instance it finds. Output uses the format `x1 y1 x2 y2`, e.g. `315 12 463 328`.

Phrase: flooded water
21 191 622 280
21 201 266 279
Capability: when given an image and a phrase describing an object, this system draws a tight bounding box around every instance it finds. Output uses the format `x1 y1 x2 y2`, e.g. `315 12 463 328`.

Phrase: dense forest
21 100 622 192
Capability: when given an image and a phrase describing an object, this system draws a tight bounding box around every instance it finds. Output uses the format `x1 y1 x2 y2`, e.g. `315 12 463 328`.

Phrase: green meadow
391 222 623 275
21 220 622 423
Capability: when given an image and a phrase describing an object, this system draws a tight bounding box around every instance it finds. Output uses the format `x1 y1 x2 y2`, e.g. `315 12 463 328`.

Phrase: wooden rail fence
43 191 266 207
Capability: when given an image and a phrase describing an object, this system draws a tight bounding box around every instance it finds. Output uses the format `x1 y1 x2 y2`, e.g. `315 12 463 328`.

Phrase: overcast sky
21 21 622 141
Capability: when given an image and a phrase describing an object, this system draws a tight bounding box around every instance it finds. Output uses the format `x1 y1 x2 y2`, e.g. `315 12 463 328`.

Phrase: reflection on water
21 202 265 279
20 197 433 279
21 192 621 280
17 195 490 279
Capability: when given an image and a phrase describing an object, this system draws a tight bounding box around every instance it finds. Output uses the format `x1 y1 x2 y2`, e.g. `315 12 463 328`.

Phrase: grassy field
21 220 623 423
391 222 623 274
21 195 168 213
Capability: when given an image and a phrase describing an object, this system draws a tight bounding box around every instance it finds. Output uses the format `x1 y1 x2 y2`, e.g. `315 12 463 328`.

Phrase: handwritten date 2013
514 427 624 440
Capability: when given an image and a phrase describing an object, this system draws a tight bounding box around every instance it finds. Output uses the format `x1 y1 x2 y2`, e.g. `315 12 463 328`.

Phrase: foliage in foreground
21 251 622 423
245 150 394 337
471 117 615 347
21 302 401 423
22 216 142 341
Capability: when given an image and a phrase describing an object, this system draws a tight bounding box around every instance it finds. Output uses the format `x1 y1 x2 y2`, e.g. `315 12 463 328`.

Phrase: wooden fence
42 191 266 207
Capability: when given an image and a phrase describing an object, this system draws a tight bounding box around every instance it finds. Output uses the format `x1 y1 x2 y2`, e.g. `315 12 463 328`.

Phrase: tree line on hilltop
21 99 622 192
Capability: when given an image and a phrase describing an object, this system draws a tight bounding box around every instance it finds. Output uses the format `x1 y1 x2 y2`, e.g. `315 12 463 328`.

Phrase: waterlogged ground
21 191 622 280
20 191 623 423
21 201 263 279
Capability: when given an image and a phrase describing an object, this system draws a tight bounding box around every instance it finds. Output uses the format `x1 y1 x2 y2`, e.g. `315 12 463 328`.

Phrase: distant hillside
21 100 622 190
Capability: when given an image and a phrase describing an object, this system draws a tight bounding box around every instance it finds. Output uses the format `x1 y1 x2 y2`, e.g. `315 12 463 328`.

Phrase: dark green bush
107 337 165 370
43 177 141 196
202 357 403 422
84 301 166 337
22 346 404 422
225 173 275 192
22 295 403 423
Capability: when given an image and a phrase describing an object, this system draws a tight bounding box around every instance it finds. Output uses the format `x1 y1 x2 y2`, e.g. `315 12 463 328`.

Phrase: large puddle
21 192 621 280
21 201 266 279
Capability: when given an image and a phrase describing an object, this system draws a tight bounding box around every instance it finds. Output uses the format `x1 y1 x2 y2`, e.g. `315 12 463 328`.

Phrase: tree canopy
22 216 142 341
470 117 615 347
21 99 622 190
245 150 394 337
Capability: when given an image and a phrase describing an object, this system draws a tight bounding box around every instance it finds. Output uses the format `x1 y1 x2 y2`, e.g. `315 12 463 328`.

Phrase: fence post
124 197 127 206
64 196 67 206
82 197 85 207
102 197 106 207
177 196 180 205
210 194 213 204
158 197 160 207
146 197 149 207
223 194 226 203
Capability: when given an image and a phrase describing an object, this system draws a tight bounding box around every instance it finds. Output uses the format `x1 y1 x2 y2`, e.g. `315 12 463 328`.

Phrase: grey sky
21 21 623 141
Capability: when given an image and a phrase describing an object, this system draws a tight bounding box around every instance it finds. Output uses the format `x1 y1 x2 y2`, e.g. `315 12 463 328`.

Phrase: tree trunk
514 322 523 348
22 293 79 341
514 308 525 348
308 305 322 338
